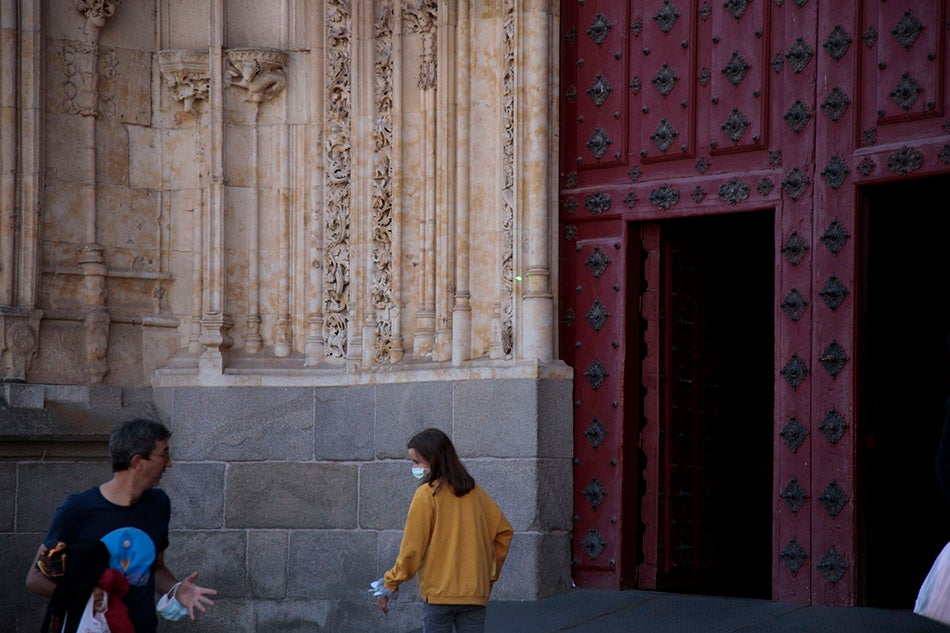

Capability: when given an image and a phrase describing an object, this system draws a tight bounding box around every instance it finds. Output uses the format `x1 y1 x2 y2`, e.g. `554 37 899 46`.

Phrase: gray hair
109 418 171 471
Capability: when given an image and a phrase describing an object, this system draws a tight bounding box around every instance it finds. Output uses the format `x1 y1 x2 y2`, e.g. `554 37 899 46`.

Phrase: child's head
407 428 474 496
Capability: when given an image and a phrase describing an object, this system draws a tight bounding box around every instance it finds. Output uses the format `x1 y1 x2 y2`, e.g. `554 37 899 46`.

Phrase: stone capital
225 48 288 103
158 50 211 113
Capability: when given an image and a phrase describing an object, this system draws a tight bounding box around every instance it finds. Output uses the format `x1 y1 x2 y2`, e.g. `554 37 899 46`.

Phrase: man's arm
25 544 56 597
154 552 217 620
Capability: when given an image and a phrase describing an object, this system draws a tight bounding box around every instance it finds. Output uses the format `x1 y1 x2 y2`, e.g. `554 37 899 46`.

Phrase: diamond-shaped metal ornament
584 417 608 448
786 37 814 73
782 167 810 201
587 73 613 107
818 547 847 584
652 63 679 96
587 12 613 46
892 10 923 50
586 299 610 332
819 340 848 378
651 118 679 153
821 154 850 190
781 538 807 574
722 51 750 86
819 276 849 310
718 178 750 204
780 417 808 451
584 358 609 390
819 408 847 444
820 219 849 253
781 355 808 388
781 478 808 513
823 25 852 61
586 127 612 160
722 108 750 142
583 528 608 560
583 478 608 509
781 232 809 266
784 100 812 134
723 0 751 21
780 289 809 321
818 480 849 517
653 0 681 33
821 86 850 122
891 71 922 111
584 191 612 215
585 247 610 278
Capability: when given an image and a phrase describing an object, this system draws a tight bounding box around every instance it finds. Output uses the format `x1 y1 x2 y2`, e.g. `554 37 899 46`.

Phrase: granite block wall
1 379 573 633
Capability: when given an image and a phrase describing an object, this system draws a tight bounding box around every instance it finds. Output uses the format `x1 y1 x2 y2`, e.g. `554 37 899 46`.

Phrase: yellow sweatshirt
384 481 513 606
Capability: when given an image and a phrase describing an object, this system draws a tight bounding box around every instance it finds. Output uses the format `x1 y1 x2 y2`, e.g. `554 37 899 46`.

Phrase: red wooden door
560 0 950 605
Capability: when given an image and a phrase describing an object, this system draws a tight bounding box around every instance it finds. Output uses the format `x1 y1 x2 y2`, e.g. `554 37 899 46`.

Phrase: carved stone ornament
0 307 43 381
226 48 288 103
158 50 210 113
77 0 120 35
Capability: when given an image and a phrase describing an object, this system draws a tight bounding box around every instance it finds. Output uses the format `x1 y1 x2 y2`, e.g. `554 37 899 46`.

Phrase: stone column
198 0 234 374
517 2 556 362
75 0 120 383
0 0 43 382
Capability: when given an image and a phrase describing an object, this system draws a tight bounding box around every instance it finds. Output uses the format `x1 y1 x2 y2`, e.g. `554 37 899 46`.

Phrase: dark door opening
860 175 950 608
642 210 774 599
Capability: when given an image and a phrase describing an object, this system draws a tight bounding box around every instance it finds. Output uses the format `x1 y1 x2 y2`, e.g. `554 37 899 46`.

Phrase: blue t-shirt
44 486 171 633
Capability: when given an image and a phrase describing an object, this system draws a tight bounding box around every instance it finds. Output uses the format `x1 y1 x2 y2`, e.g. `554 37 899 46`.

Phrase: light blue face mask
156 582 188 621
411 467 427 480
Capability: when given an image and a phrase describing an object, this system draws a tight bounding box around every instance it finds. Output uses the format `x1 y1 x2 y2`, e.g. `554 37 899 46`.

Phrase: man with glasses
26 418 217 632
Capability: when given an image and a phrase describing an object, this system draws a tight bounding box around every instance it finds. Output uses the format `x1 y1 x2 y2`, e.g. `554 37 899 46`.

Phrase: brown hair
407 428 475 496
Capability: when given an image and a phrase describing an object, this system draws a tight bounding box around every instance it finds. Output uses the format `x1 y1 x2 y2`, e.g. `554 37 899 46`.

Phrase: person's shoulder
62 485 105 506
142 487 171 504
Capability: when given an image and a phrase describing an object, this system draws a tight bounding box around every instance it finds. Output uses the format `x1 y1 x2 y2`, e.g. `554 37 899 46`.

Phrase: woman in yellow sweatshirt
375 428 514 633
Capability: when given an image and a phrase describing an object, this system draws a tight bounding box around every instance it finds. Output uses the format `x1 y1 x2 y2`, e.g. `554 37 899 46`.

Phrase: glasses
148 449 172 462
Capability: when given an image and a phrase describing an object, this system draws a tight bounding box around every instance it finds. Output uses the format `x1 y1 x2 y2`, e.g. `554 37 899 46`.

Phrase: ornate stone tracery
323 0 353 360
371 1 401 364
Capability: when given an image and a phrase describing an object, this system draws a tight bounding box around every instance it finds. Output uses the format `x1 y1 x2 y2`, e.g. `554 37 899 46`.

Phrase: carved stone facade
0 1 568 632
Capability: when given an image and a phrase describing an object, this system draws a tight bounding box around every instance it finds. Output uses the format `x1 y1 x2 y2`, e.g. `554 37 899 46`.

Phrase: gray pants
422 603 487 633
